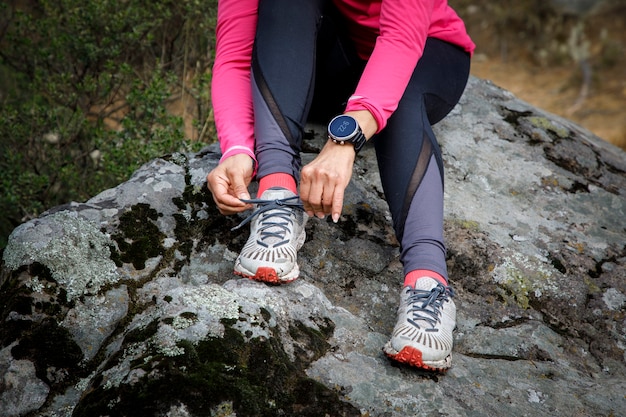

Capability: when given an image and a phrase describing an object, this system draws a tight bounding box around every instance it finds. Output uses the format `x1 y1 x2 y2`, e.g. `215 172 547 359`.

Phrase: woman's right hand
206 153 254 215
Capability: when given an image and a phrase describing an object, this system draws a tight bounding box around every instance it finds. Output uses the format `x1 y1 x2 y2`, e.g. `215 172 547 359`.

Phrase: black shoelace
231 196 304 246
406 284 454 332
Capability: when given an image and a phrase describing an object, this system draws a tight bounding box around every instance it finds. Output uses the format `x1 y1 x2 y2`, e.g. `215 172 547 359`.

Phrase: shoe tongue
259 188 295 201
412 277 439 292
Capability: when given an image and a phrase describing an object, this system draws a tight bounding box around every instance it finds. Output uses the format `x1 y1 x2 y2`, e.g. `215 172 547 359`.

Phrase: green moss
584 276 602 294
170 175 244 261
112 203 166 270
259 307 272 323
500 268 532 309
179 190 242 249
528 116 569 139
35 300 63 316
288 319 335 366
453 218 481 232
72 319 359 417
492 251 557 309
10 318 82 390
180 311 198 320
5 294 32 316
124 319 160 345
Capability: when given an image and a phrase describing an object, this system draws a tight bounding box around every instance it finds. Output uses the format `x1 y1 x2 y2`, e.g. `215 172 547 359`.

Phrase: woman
206 0 474 371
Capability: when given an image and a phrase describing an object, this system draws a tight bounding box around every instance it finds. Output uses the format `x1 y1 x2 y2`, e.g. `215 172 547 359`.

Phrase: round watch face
329 115 358 140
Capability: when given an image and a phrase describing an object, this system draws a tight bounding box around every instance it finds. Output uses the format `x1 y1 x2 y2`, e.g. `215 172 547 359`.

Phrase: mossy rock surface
1 77 625 417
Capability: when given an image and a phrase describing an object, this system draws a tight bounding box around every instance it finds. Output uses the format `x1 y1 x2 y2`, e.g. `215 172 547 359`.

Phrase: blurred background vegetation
0 0 218 251
0 0 625 252
455 0 626 150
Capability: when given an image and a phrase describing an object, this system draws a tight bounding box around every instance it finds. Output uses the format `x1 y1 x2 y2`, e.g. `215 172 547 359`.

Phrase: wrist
343 110 377 139
327 114 367 154
228 153 256 174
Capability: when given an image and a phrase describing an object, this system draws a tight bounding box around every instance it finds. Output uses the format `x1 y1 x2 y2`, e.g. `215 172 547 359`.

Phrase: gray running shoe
233 188 307 284
383 277 456 371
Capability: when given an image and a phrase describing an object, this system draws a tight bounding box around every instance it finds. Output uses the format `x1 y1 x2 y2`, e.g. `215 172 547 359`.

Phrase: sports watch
327 114 367 154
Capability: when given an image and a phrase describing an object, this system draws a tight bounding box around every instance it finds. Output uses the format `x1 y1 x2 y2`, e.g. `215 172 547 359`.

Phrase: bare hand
300 140 356 222
206 153 254 215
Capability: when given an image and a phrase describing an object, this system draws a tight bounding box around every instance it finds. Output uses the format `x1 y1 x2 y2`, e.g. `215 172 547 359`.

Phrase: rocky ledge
1 77 625 417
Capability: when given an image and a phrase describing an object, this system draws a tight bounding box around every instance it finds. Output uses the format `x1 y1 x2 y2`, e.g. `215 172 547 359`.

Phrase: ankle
258 173 297 197
404 270 447 288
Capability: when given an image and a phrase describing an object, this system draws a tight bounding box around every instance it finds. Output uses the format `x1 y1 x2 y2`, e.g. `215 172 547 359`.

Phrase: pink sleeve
211 0 258 164
344 0 434 132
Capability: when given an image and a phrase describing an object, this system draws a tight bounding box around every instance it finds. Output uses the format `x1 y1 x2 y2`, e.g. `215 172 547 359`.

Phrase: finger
308 180 327 219
299 170 315 217
320 184 335 215
320 170 344 216
226 168 251 201
212 187 248 215
330 185 345 223
207 175 249 214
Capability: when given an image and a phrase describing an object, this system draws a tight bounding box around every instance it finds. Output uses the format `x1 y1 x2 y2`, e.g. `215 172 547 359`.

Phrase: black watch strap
350 130 367 154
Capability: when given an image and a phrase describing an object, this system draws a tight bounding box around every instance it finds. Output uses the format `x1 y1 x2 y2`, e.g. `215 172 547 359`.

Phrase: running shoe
383 277 456 371
233 188 307 284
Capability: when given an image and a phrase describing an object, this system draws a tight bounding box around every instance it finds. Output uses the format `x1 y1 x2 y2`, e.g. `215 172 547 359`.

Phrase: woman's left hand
301 110 377 222
300 139 357 222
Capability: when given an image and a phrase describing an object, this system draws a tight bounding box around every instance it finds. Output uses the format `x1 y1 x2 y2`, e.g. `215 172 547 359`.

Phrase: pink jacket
212 0 475 163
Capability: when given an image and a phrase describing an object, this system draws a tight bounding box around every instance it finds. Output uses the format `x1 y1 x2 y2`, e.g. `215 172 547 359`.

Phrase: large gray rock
1 77 625 417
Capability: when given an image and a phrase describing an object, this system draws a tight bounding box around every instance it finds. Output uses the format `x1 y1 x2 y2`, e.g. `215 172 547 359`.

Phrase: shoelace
231 196 304 247
406 284 454 332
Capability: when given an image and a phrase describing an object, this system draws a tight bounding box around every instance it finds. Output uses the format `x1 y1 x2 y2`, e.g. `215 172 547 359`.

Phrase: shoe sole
234 228 306 284
234 265 300 284
383 344 451 372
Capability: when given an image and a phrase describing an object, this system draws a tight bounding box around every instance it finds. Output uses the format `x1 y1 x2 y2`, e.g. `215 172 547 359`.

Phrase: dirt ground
463 4 626 151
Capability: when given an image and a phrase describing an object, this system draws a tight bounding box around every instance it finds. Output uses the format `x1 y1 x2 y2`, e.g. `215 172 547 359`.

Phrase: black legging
251 0 470 281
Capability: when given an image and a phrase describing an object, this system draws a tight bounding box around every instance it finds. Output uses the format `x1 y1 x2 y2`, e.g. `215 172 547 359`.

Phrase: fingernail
332 213 339 223
316 213 325 219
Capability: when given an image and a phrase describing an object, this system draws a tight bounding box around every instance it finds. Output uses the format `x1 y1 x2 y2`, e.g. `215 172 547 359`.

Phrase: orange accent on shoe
234 267 298 285
384 346 448 373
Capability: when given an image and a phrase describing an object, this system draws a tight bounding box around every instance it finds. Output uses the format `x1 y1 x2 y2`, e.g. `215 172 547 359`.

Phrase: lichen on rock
491 249 560 309
3 210 118 301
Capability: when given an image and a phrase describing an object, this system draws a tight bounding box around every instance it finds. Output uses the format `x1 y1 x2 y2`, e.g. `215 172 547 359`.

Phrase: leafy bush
0 0 218 250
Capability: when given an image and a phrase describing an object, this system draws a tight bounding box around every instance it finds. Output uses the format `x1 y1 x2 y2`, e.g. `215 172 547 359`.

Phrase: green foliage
0 0 218 250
